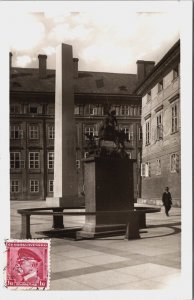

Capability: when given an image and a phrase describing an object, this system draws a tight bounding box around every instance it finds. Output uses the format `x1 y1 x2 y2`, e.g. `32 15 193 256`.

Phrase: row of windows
146 65 179 103
145 103 178 145
11 179 54 193
141 153 179 177
10 124 142 141
10 152 83 170
10 152 54 169
11 151 134 170
10 104 141 117
10 125 55 140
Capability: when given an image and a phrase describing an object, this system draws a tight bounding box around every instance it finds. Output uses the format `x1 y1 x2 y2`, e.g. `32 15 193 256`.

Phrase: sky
8 4 180 74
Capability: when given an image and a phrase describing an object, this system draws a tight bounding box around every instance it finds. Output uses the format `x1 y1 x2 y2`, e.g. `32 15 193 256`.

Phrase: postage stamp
5 240 50 289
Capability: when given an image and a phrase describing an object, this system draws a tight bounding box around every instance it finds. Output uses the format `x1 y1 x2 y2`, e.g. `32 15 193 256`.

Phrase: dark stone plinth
77 156 135 238
125 213 140 239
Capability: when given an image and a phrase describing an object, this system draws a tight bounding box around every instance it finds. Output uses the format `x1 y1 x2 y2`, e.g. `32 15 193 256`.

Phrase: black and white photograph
0 1 192 299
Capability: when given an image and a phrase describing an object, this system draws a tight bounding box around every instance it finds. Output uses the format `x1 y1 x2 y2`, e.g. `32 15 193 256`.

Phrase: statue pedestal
77 156 135 238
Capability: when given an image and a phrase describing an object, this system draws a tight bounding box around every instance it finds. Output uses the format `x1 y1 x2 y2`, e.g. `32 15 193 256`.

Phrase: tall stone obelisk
46 43 78 207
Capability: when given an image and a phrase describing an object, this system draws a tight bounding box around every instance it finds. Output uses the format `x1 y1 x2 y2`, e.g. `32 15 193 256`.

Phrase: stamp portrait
5 240 50 289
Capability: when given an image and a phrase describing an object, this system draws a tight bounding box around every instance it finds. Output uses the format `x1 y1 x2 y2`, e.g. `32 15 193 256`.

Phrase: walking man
162 187 172 216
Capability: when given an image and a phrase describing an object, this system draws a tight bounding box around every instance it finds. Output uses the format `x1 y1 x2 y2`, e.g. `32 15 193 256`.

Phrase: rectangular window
120 126 133 141
84 126 96 140
133 106 138 116
158 80 163 92
30 180 39 193
84 152 89 158
138 127 142 140
29 125 39 139
138 106 142 116
147 91 151 103
89 105 98 116
146 121 150 145
11 180 19 193
29 152 40 169
10 125 23 139
156 159 161 175
125 105 130 116
47 105 54 115
48 152 54 169
29 105 38 114
170 153 179 173
10 152 21 169
156 114 163 140
48 126 55 139
172 104 178 133
120 127 129 140
115 106 120 116
74 106 81 115
49 180 54 192
10 104 21 114
141 162 150 177
76 160 81 169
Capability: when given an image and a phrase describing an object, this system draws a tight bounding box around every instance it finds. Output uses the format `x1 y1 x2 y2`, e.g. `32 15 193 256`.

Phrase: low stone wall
137 198 181 208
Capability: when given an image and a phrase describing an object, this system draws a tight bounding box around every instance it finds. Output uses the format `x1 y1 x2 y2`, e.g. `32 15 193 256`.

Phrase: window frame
10 125 23 139
48 125 55 140
49 180 54 193
10 152 21 169
145 120 150 145
170 153 179 173
141 162 151 177
171 103 178 133
138 127 142 141
76 160 81 169
147 91 151 103
11 180 19 193
158 80 163 93
29 125 39 139
156 113 163 140
30 180 39 193
10 104 21 114
29 105 38 114
48 152 54 169
156 159 161 175
29 152 40 169
84 125 97 140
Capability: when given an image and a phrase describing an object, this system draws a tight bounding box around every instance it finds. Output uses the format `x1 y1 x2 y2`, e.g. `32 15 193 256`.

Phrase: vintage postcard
0 1 192 300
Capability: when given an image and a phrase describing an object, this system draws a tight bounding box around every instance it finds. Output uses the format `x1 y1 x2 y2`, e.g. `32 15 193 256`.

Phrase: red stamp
5 240 50 289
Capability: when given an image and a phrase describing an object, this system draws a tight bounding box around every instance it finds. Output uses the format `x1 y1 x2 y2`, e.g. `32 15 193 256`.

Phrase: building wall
140 64 181 206
10 98 142 201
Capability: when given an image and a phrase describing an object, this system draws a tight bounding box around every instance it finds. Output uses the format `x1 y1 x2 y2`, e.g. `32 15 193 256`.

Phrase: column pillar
46 43 79 209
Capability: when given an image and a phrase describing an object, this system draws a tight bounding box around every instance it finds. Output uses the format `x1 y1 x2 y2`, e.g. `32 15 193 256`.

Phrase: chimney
73 58 79 79
38 54 47 79
136 60 155 83
9 52 13 69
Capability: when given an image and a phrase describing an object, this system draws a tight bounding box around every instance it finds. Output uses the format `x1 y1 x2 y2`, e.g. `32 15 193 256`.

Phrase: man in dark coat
162 187 172 216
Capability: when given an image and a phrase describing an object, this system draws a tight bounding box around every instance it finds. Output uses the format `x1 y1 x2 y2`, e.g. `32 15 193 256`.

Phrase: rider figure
105 110 118 129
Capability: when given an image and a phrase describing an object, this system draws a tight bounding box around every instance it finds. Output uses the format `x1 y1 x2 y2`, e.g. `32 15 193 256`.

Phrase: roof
10 68 138 95
134 39 180 95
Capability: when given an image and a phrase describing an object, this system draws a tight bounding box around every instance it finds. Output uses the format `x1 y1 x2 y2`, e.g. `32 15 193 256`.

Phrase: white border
0 1 192 300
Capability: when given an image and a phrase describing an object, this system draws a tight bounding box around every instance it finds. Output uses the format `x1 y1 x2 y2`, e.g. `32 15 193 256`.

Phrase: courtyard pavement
10 201 181 291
